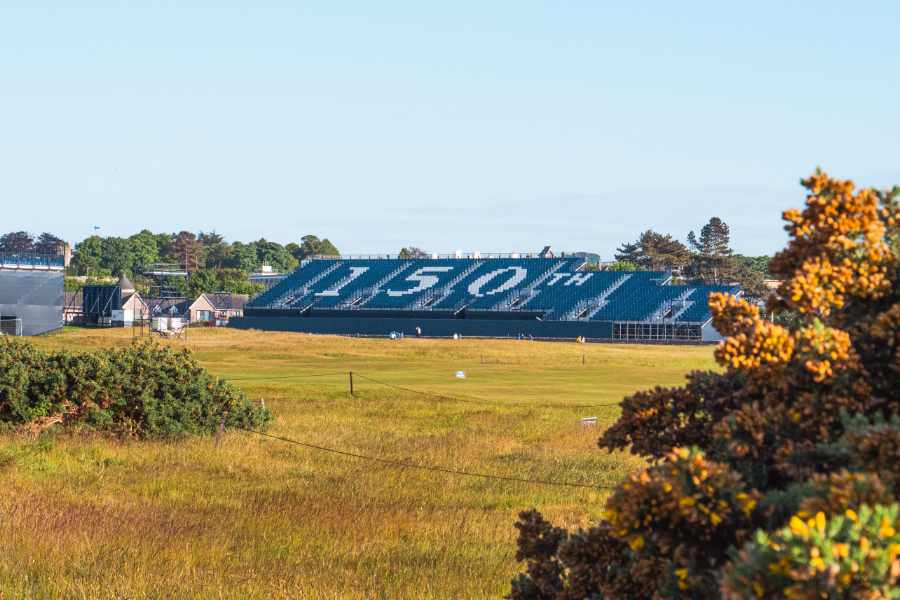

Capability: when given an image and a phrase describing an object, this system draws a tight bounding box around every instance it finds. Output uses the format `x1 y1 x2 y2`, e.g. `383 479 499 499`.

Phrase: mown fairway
0 328 715 599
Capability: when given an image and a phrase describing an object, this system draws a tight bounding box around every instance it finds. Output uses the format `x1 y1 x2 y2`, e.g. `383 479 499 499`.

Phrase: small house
145 297 191 319
188 292 248 325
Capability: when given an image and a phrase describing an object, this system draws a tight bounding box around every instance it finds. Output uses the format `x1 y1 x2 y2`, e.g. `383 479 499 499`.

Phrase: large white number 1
316 266 369 297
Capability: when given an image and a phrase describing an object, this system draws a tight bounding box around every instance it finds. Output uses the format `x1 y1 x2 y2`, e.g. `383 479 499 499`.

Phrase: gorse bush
510 171 900 599
722 504 899 599
0 339 270 437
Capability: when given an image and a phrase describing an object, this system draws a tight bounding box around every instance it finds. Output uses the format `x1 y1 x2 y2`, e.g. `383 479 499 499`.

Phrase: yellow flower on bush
721 503 900 599
770 170 894 317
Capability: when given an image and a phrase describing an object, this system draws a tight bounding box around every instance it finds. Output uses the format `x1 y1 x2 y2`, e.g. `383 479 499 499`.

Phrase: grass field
0 328 716 599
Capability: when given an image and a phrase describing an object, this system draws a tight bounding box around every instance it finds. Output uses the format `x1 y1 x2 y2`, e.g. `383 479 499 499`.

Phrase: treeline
70 231 339 277
1 229 339 297
5 221 769 298
0 231 67 254
76 231 339 297
609 217 771 298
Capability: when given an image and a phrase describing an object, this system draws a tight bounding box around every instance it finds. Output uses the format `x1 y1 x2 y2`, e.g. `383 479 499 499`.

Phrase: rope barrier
225 371 346 382
354 373 622 410
240 427 615 489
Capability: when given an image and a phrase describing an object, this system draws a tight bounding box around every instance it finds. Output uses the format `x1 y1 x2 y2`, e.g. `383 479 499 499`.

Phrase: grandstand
232 255 741 342
0 252 65 336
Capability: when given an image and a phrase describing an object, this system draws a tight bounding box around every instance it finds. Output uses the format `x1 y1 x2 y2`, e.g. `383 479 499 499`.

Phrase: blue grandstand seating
433 258 567 311
588 272 679 321
308 260 412 308
675 285 740 323
248 259 338 308
0 252 65 270
248 257 740 325
363 259 473 309
523 270 627 318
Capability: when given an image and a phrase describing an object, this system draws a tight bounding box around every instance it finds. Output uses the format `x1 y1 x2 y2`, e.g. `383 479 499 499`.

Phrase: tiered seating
364 259 473 309
248 258 742 324
435 258 562 310
589 272 680 321
0 253 65 270
675 285 740 322
248 259 338 308
524 271 626 318
311 260 412 308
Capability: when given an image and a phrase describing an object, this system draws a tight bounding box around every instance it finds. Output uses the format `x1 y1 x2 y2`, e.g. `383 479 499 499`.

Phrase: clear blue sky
2 2 898 258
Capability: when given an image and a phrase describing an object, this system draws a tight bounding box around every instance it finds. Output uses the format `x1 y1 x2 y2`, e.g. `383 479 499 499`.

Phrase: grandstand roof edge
306 252 592 260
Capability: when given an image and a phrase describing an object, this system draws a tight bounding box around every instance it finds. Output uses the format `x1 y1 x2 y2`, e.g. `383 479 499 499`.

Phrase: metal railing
0 317 23 336
0 252 65 270
306 252 591 261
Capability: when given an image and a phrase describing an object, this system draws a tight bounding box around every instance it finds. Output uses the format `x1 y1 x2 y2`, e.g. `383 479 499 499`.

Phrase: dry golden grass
0 327 715 599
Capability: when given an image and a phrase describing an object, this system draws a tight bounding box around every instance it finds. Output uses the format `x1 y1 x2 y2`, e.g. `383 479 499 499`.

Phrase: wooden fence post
215 416 225 447
349 371 354 397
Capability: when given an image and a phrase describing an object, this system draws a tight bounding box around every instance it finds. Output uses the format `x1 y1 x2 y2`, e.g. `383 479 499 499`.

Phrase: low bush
0 339 270 438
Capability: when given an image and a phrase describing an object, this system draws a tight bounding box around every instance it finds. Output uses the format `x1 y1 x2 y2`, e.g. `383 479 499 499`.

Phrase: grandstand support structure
494 259 573 311
567 273 632 320
611 321 703 342
0 317 23 336
413 261 484 310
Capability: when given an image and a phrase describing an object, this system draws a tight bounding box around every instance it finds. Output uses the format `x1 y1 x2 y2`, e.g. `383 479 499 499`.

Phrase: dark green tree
168 231 204 273
615 231 691 271
398 246 428 259
226 241 259 273
638 230 691 271
128 230 161 274
295 235 340 260
254 239 298 273
614 239 641 265
0 231 34 253
731 254 771 301
101 237 134 276
688 217 734 282
199 231 229 270
188 268 218 297
34 233 65 254
154 232 173 262
71 235 106 276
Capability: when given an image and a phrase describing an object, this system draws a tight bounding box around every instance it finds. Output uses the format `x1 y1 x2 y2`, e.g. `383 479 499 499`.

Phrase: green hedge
0 338 270 438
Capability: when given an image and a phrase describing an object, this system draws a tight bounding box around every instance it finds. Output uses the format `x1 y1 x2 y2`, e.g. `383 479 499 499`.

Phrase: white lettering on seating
564 273 593 286
467 267 528 297
387 266 454 297
316 266 369 296
546 273 569 286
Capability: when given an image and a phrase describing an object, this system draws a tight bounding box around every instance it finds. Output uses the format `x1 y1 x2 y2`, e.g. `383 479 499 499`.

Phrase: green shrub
0 338 270 438
721 504 900 599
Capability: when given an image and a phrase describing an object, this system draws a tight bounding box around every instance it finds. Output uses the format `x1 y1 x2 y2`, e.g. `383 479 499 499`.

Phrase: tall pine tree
688 217 734 282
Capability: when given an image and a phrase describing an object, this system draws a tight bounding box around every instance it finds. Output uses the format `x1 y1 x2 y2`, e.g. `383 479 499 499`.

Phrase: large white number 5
387 266 454 297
